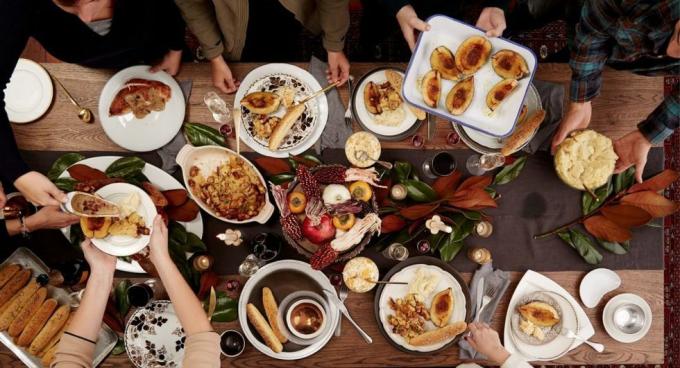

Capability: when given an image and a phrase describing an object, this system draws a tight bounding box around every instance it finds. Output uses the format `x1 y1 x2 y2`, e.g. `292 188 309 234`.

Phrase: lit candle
390 184 407 201
467 247 492 264
474 221 493 238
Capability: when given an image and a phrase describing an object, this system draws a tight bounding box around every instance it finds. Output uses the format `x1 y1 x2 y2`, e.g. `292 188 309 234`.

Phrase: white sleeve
501 354 533 368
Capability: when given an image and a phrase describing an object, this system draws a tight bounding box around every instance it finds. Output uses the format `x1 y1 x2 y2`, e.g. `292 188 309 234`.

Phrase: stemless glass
466 153 505 176
204 91 233 125
238 233 283 277
422 152 457 178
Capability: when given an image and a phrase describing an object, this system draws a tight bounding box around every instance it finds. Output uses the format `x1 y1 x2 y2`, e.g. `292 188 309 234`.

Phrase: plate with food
57 156 203 273
554 129 618 191
98 65 185 152
176 144 273 224
272 164 383 270
4 58 54 124
234 63 328 158
238 260 340 360
453 83 544 155
375 256 471 354
402 15 537 137
351 67 424 140
124 300 185 368
0 247 117 368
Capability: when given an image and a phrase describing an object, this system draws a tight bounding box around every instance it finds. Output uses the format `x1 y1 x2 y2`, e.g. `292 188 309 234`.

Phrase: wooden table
2 62 666 367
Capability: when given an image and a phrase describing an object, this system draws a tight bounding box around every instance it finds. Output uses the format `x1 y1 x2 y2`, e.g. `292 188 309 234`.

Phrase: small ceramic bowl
220 330 246 357
285 298 327 340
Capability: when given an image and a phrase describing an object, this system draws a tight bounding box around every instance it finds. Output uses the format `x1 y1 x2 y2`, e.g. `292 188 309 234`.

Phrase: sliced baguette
501 109 546 156
262 287 287 343
409 321 467 346
247 303 283 353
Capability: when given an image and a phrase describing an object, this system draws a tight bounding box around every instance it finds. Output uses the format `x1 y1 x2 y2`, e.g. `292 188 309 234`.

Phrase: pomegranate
302 214 336 245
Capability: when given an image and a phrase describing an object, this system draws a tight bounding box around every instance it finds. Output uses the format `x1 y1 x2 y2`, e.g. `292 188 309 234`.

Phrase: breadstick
8 287 47 337
40 343 58 366
501 109 546 156
246 303 283 353
39 314 73 358
0 264 21 288
409 321 467 346
0 268 31 309
262 287 287 343
28 304 71 355
16 298 57 347
0 281 41 330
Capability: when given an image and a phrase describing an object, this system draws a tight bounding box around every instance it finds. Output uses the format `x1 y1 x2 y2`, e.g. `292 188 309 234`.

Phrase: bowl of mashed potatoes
554 129 618 190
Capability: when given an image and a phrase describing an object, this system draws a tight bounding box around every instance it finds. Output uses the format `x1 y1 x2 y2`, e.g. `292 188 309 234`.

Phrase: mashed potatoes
555 130 618 190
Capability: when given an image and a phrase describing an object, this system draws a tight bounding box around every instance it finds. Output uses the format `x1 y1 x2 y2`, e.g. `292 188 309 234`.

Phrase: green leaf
451 218 474 243
493 156 527 185
597 239 630 255
287 157 298 170
111 336 126 355
123 171 150 188
300 153 323 165
378 206 398 215
168 221 188 251
105 157 146 178
115 279 131 317
393 161 413 183
582 179 612 215
439 232 464 262
184 122 226 147
270 173 295 185
53 177 77 192
484 187 498 199
613 167 635 193
47 153 85 180
204 291 238 322
428 232 446 251
557 229 602 265
186 232 208 253
403 180 438 202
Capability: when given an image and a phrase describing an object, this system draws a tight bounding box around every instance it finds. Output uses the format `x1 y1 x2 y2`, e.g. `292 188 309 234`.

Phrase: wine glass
466 153 505 176
238 233 282 277
422 152 457 178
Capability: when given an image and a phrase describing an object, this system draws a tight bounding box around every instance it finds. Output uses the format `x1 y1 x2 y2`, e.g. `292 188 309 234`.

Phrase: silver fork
335 284 349 336
344 75 354 128
474 283 499 322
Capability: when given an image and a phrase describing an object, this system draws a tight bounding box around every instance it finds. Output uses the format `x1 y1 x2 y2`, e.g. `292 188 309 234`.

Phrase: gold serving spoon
51 74 93 124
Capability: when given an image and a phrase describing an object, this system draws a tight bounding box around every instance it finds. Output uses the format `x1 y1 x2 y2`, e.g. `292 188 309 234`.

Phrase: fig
491 50 529 79
430 46 462 81
445 76 474 115
80 217 111 239
363 81 382 114
240 92 281 115
430 288 454 327
455 36 492 75
486 79 518 111
421 69 441 108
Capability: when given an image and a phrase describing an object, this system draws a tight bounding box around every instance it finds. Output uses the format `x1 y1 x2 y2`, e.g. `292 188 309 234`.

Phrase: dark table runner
6 148 663 276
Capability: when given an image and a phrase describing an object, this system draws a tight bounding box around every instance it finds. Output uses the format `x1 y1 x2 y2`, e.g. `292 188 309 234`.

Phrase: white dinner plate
125 301 185 368
403 15 537 137
98 65 185 152
4 58 53 123
59 156 203 273
234 63 328 158
90 183 156 257
378 264 467 353
352 68 418 137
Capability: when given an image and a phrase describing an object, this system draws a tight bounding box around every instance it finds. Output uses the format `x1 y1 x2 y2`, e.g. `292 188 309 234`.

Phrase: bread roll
8 287 47 336
28 304 71 355
262 287 287 344
0 264 21 289
38 314 73 357
247 303 283 353
16 298 57 347
0 268 31 309
0 279 40 329
409 321 467 346
40 343 58 366
501 109 546 156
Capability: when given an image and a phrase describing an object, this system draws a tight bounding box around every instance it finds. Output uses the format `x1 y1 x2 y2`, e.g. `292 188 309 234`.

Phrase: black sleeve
161 0 186 51
0 0 32 186
0 220 9 243
379 0 411 17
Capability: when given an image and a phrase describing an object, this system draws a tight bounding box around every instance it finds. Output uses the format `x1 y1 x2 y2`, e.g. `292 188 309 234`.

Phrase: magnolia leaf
184 122 226 147
448 188 497 210
582 180 612 215
597 239 630 255
399 203 440 220
403 180 438 202
394 161 413 183
428 232 446 251
620 191 680 218
380 214 407 233
557 229 602 265
493 156 527 185
583 215 632 243
457 175 493 192
254 157 291 175
432 171 462 198
439 232 464 262
269 173 295 185
613 167 635 193
600 204 652 228
47 153 85 181
629 169 680 193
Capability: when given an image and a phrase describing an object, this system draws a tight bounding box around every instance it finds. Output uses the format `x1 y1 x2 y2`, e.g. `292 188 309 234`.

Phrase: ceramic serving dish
238 260 339 360
579 268 621 308
176 144 274 224
403 15 537 137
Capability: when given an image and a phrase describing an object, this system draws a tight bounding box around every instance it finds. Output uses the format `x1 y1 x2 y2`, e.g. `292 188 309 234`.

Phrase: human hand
151 49 182 76
25 206 79 231
210 55 240 94
551 101 593 154
476 7 507 37
81 239 117 278
14 171 67 206
396 5 430 51
148 215 170 266
326 51 350 86
613 130 652 183
465 322 510 365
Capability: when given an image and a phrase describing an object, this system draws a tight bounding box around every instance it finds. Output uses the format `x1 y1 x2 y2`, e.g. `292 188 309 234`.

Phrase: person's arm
148 215 220 367
466 322 533 368
317 0 350 54
174 0 224 60
637 84 680 145
380 0 411 17
53 240 116 368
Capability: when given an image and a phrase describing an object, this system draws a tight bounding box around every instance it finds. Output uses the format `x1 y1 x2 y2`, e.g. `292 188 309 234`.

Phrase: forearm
174 0 224 59
154 255 212 335
380 0 410 17
4 218 21 237
318 0 350 52
66 271 113 341
637 90 680 144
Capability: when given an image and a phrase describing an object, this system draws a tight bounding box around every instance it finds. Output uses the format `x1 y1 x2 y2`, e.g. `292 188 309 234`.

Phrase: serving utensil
323 289 372 344
60 191 121 218
563 328 604 352
51 74 93 124
475 282 499 322
299 81 340 105
427 113 437 142
344 76 354 128
207 286 217 322
335 284 349 337
354 150 393 170
364 279 408 285
233 108 241 155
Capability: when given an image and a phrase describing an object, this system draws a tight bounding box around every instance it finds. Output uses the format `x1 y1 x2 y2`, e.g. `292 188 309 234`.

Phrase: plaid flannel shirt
570 0 680 144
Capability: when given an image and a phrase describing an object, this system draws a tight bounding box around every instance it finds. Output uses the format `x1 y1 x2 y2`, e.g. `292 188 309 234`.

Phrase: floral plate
124 301 186 368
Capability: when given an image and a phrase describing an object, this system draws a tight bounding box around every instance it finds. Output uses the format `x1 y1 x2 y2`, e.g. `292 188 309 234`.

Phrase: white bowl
285 298 327 340
579 268 621 308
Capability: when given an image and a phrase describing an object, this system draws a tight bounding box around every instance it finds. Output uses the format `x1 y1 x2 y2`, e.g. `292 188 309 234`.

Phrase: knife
207 286 217 322
474 277 485 322
323 289 372 344
427 113 437 141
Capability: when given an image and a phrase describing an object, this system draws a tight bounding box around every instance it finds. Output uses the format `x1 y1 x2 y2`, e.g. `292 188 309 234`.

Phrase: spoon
60 192 121 218
563 329 604 353
355 150 393 170
51 74 93 124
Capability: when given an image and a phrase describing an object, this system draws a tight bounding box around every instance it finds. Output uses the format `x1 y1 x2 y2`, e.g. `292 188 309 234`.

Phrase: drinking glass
422 152 457 178
204 91 233 124
382 243 409 261
127 279 164 307
238 233 283 277
466 153 505 176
